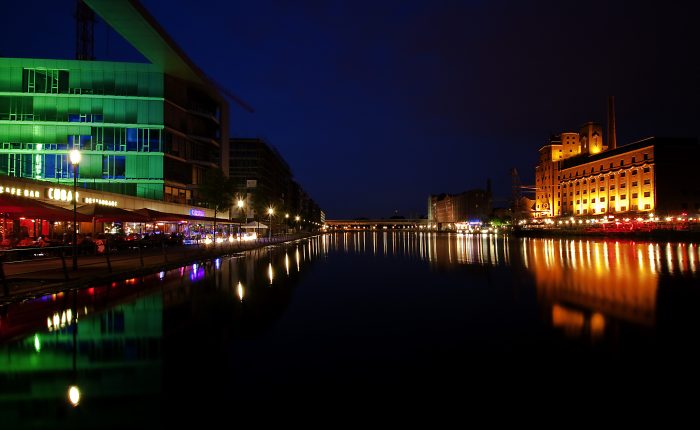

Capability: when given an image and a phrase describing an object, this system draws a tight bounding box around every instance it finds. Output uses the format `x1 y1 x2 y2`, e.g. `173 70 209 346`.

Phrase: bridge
325 219 429 230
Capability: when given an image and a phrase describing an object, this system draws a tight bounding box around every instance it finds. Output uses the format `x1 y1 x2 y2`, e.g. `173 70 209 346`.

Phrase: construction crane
510 168 538 223
75 0 95 61
213 81 255 113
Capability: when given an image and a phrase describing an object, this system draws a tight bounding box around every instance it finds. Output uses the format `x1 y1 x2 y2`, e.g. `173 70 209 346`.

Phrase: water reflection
326 231 700 340
0 236 325 428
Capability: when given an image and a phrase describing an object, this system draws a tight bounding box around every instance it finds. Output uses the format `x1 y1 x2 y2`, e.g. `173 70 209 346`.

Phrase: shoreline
1 233 320 303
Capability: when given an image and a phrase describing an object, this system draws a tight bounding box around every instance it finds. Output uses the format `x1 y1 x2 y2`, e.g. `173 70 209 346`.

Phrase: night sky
1 1 698 218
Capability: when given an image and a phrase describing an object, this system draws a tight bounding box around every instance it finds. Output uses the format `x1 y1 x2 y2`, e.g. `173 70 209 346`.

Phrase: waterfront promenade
0 233 317 302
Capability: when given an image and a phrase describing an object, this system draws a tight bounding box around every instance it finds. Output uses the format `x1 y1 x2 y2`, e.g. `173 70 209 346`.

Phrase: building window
611 196 616 201
621 194 627 200
632 193 638 198
583 190 587 194
591 178 596 183
632 169 637 175
22 68 70 93
592 198 596 203
632 156 636 163
643 167 650 173
645 204 651 209
583 199 588 204
621 172 626 177
620 160 624 166
576 210 580 214
644 179 651 185
600 197 606 202
644 153 649 160
620 206 626 211
644 191 650 197
610 185 615 190
632 181 638 187
600 187 605 192
576 200 580 204
576 191 580 195
621 183 626 188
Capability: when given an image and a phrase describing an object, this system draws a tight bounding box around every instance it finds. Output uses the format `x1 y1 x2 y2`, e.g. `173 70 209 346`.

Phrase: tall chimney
607 96 617 150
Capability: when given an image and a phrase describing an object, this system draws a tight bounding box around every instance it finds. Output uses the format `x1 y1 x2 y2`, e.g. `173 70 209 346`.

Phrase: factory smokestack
607 96 617 150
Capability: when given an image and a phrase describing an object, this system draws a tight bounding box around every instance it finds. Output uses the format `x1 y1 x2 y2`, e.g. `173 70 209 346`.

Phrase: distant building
429 183 492 228
229 137 291 217
229 137 323 225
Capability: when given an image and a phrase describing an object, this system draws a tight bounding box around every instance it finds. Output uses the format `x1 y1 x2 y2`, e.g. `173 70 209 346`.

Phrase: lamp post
69 149 81 271
295 215 300 232
237 199 244 242
268 207 274 241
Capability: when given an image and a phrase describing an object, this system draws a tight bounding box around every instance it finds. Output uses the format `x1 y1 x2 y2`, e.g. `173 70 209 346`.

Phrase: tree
198 168 234 238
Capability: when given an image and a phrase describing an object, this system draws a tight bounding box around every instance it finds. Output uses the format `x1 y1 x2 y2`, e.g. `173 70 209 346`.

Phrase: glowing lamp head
285 213 289 219
69 149 81 165
237 200 244 209
295 216 300 221
268 207 274 215
68 385 81 407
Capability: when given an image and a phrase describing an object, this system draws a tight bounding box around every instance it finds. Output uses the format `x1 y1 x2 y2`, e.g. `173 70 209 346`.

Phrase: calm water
2 232 700 426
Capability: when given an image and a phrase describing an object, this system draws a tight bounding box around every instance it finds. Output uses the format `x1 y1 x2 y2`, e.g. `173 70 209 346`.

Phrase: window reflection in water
328 232 700 340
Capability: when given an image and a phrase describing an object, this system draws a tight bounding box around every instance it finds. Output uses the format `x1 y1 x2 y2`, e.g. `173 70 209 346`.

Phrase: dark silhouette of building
229 137 323 226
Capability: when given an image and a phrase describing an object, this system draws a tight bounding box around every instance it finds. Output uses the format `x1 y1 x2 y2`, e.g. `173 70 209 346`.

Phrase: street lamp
237 199 245 241
69 149 81 271
295 215 300 232
268 207 274 240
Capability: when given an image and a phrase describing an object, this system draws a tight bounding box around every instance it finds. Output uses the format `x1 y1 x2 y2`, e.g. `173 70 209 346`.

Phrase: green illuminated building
0 0 228 205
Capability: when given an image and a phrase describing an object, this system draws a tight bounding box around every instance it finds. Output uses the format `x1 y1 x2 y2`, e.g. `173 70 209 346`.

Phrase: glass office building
0 58 166 200
0 0 229 207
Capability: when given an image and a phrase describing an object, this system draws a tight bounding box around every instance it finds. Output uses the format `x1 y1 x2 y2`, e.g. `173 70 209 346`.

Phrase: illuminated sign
190 209 206 217
0 186 39 198
84 197 118 207
46 188 79 203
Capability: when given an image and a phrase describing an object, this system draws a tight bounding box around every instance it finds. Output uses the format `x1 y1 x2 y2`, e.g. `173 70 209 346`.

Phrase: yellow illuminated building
536 130 700 218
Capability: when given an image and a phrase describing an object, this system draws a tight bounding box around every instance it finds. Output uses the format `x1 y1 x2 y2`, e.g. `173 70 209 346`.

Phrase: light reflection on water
1 233 699 423
327 231 700 338
0 237 325 427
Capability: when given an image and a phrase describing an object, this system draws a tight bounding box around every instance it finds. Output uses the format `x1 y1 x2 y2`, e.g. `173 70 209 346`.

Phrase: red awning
0 193 92 221
77 204 150 222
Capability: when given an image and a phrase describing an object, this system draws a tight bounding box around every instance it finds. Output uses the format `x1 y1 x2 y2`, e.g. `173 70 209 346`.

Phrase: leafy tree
198 168 234 237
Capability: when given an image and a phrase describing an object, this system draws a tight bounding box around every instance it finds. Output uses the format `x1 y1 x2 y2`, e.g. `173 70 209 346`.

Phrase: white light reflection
237 281 244 301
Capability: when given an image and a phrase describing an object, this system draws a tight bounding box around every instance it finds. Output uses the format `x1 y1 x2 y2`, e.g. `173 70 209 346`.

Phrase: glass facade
0 58 165 200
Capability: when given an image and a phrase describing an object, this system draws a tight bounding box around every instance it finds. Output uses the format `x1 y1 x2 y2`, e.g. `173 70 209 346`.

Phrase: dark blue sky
2 1 698 218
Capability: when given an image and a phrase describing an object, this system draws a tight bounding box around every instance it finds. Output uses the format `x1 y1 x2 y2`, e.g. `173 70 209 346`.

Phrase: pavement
0 233 315 302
